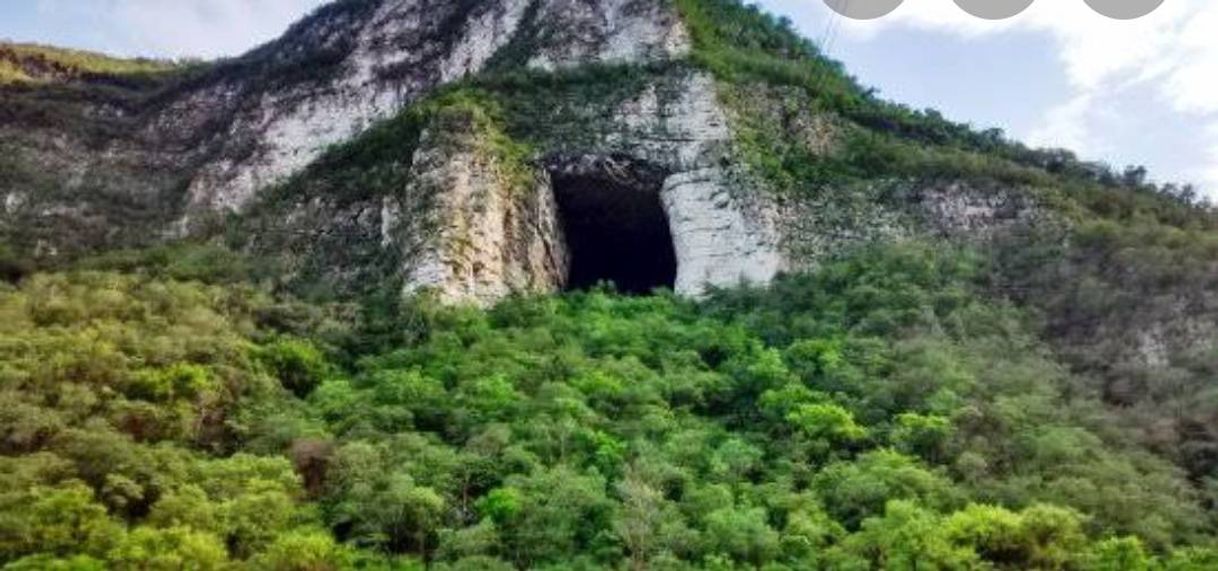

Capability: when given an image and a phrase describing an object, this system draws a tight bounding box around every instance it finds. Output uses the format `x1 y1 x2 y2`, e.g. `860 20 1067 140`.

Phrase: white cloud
1197 123 1218 190
34 0 328 59
1162 6 1218 116
820 0 1218 191
1025 92 1097 153
836 0 1191 90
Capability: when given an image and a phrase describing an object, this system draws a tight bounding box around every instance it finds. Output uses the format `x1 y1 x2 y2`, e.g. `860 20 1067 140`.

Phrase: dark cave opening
552 170 677 295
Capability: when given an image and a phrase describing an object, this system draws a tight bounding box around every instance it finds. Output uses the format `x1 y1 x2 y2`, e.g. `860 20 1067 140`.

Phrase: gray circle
953 0 1035 20
823 0 905 20
1084 0 1166 20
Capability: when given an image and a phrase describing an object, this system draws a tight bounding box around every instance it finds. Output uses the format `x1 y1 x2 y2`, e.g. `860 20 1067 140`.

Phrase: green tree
943 503 1087 570
494 466 614 566
334 470 446 554
702 505 780 566
106 527 228 570
814 449 956 528
252 528 357 571
260 339 333 398
0 482 122 561
831 500 979 571
786 402 867 459
890 412 953 463
1083 537 1152 571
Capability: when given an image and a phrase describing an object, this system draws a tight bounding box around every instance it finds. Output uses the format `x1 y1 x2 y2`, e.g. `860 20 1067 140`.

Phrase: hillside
2 0 1218 569
0 43 180 85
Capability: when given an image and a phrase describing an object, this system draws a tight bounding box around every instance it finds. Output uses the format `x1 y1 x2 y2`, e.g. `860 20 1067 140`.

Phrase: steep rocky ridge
140 0 694 216
0 0 694 260
235 62 790 302
1 0 1058 305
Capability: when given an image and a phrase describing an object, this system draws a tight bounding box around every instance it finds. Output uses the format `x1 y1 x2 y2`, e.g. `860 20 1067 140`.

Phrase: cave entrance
552 166 677 295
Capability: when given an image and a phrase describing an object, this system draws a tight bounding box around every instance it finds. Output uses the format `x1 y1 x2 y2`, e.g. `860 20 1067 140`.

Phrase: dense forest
4 0 1218 569
0 241 1215 569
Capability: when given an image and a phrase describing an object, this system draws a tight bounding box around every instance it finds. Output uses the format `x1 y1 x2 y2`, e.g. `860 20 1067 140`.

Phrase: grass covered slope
1 243 1216 569
0 43 177 85
675 0 1212 221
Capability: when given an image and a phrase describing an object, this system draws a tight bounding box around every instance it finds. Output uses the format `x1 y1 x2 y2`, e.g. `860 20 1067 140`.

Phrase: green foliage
252 528 358 570
1086 536 1154 571
6 0 1218 568
994 217 1218 489
828 500 980 570
677 0 1212 228
0 271 374 567
674 0 865 113
472 60 676 150
2 240 1217 567
73 242 258 285
943 503 1089 569
0 43 178 85
260 339 334 398
814 449 958 529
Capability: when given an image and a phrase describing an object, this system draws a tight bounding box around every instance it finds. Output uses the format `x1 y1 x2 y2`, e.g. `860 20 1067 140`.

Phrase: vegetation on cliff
675 0 1211 221
0 43 178 86
673 0 1218 503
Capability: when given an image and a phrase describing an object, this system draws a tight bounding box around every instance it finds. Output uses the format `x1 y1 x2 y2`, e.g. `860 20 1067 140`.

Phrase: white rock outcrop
528 0 691 70
663 168 784 295
171 0 700 216
179 0 533 212
401 126 568 305
399 69 786 303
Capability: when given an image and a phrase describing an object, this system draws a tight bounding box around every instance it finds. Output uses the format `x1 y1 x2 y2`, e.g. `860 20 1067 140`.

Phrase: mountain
2 0 1218 568
1 0 1060 304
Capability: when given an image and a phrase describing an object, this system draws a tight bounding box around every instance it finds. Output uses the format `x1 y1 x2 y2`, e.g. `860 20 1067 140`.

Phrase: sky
1 0 1215 195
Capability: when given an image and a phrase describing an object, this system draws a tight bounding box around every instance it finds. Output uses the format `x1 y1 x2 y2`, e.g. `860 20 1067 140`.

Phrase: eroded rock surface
177 0 534 213
0 0 1050 306
401 124 568 305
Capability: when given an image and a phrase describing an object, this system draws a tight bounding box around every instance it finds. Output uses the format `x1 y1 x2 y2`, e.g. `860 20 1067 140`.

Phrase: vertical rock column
401 124 567 305
649 72 786 296
663 168 784 296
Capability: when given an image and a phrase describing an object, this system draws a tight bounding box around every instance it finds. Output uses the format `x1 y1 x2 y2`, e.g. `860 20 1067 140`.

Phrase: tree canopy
0 242 1215 569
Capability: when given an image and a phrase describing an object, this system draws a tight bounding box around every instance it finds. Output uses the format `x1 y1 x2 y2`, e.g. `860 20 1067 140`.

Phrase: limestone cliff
1 0 775 299
0 0 1054 305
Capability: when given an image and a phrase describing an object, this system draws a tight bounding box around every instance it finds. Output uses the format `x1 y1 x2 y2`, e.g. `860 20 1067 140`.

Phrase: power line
819 0 846 58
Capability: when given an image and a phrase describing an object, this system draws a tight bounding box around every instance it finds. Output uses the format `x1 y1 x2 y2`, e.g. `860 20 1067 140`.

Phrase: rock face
400 121 569 306
388 67 787 302
913 181 1044 238
637 72 784 295
0 0 1042 305
173 0 694 216
173 0 535 213
664 168 784 294
527 0 691 70
4 0 786 302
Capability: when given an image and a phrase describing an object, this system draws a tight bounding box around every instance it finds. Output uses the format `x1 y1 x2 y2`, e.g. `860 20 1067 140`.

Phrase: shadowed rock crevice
551 164 677 294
